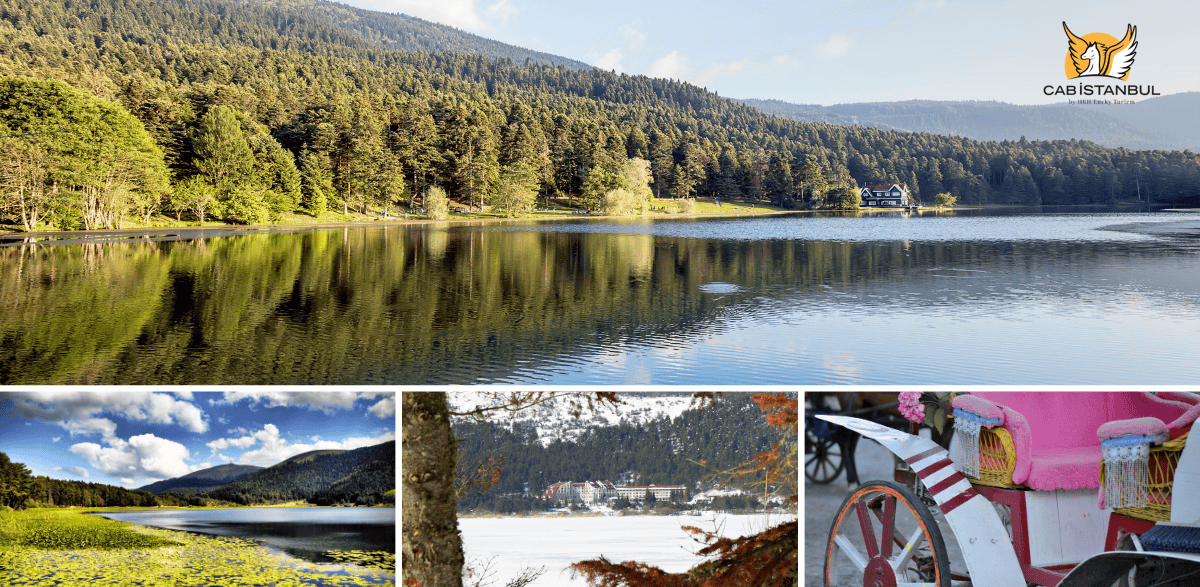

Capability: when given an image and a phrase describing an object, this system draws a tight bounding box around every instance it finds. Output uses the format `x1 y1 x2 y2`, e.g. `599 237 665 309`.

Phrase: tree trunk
402 392 463 587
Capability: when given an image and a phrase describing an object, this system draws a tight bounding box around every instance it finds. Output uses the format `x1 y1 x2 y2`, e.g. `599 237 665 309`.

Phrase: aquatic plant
324 550 396 573
0 509 395 586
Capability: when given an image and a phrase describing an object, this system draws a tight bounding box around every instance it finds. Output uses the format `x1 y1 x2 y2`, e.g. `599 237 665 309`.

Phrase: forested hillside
740 97 1200 152
452 394 780 511
202 440 394 505
137 463 263 494
2 0 1198 233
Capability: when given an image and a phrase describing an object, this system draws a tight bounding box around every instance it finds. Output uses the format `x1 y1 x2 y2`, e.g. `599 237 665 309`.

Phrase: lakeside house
543 481 686 504
859 183 914 207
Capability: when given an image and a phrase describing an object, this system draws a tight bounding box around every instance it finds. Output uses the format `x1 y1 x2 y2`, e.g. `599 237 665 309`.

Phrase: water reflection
94 508 395 562
3 211 1199 384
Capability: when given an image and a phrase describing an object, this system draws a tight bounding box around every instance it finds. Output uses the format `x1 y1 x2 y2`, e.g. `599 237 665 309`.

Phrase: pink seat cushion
953 394 1005 422
1027 446 1103 490
1097 417 1168 441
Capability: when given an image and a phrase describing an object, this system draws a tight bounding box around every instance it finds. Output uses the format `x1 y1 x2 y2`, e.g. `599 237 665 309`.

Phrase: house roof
862 183 908 193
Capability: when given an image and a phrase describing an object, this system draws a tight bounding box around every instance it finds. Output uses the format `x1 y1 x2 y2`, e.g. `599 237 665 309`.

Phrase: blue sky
340 0 1198 105
0 392 395 489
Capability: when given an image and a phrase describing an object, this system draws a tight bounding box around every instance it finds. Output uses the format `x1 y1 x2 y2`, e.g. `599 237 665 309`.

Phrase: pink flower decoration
898 392 925 424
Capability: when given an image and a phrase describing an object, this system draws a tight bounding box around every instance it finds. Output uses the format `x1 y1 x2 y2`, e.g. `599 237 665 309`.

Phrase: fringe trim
1102 442 1151 509
953 417 983 478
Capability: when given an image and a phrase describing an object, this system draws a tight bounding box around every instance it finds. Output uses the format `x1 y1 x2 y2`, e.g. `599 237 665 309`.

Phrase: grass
0 508 395 586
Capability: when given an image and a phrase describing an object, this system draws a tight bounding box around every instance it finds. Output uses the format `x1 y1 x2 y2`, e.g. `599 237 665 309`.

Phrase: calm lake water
94 507 395 562
4 207 1199 384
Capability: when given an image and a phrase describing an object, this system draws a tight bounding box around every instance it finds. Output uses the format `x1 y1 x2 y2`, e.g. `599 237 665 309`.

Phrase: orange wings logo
1063 22 1137 80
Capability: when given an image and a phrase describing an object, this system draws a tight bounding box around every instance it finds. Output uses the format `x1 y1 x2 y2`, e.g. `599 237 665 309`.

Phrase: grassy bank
1 197 796 237
0 508 394 586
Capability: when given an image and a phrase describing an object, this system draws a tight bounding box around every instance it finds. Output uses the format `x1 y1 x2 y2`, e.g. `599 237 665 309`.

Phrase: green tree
193 105 254 193
932 192 957 207
170 176 218 223
424 185 450 219
0 452 36 510
764 153 795 208
494 163 539 217
298 147 332 217
0 77 168 230
826 186 861 210
0 138 52 231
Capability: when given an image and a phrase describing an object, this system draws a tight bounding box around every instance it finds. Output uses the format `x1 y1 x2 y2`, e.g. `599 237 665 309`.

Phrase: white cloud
368 396 396 418
206 424 395 467
484 0 515 24
121 478 135 485
815 33 852 58
206 435 258 451
363 1 490 32
55 466 89 478
70 433 194 481
217 392 389 415
8 392 208 437
648 51 688 79
594 48 624 73
52 436 62 443
619 22 647 52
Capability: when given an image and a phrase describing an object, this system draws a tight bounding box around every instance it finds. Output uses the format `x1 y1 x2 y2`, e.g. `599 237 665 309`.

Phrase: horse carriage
816 392 1200 587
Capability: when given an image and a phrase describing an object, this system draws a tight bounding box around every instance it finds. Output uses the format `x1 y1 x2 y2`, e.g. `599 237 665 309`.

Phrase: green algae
0 510 394 586
322 550 395 573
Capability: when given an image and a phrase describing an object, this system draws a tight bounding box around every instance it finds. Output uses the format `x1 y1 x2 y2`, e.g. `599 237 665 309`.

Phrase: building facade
859 183 914 207
543 481 686 503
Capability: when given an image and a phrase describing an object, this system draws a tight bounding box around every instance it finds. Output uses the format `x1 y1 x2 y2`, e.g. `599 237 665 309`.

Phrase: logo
1063 22 1137 80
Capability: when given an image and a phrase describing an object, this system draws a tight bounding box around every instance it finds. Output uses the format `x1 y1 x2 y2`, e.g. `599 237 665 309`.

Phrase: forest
452 394 782 512
0 451 187 509
2 0 1197 233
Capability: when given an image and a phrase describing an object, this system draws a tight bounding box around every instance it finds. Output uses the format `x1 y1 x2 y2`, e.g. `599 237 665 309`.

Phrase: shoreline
4 202 1191 245
0 205 803 243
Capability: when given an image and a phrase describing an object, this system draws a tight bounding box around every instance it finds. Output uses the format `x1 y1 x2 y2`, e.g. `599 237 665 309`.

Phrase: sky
337 0 1199 105
0 391 395 489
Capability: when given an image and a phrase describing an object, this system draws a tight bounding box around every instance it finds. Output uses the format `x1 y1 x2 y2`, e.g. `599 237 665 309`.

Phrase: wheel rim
825 480 950 587
806 431 845 484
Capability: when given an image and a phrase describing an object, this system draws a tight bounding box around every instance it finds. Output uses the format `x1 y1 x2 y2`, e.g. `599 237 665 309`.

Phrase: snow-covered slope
448 392 699 447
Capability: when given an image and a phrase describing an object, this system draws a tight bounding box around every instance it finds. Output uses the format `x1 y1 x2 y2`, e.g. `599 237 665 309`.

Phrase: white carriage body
817 414 1026 587
1024 489 1111 567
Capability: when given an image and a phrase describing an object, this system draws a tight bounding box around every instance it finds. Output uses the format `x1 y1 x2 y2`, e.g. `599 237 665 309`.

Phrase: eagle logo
1063 22 1137 80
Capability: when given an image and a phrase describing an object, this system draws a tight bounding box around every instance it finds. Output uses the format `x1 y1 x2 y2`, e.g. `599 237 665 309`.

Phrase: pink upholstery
953 394 1004 422
969 392 1196 491
1097 417 1168 441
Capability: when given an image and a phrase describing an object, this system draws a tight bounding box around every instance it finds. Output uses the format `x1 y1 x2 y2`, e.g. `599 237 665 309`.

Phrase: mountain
201 440 394 505
451 394 788 512
256 0 594 70
137 463 263 494
449 392 703 447
737 96 1200 151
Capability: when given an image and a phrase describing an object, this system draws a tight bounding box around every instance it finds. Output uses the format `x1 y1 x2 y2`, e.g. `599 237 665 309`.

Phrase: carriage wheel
825 480 950 587
806 426 846 484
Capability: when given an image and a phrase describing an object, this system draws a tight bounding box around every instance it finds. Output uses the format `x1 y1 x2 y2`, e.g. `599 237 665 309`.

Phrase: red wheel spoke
880 495 896 558
855 500 879 559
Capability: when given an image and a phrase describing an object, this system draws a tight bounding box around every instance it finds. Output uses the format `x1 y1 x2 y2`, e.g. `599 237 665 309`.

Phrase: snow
448 392 700 447
458 512 797 586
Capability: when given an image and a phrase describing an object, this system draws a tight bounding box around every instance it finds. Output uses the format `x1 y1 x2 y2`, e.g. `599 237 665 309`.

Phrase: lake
3 207 1199 384
458 512 797 586
93 507 395 563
